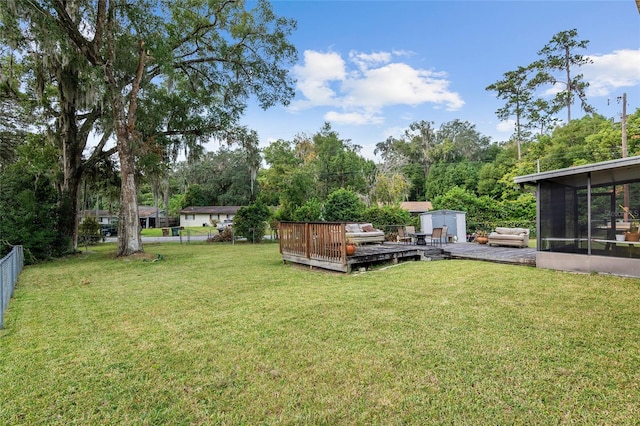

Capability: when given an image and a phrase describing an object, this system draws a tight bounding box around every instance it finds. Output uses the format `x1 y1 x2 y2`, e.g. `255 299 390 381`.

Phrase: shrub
323 189 365 222
0 164 68 262
433 186 536 233
78 217 101 245
234 202 271 243
209 227 234 243
292 198 323 222
362 205 414 234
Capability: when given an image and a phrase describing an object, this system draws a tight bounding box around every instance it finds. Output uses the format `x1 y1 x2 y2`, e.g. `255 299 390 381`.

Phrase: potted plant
346 242 356 256
475 230 489 244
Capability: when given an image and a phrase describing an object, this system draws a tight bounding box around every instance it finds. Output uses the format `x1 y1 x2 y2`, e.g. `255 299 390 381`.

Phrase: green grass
140 226 214 237
1 243 639 424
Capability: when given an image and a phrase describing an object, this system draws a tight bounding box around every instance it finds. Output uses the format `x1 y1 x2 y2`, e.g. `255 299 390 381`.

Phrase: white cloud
496 119 515 133
290 50 346 109
324 110 384 125
289 49 464 126
349 50 392 71
343 63 464 110
584 49 640 97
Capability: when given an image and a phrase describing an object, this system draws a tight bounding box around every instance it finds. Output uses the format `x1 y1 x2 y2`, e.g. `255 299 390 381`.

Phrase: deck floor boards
283 242 536 272
442 242 536 266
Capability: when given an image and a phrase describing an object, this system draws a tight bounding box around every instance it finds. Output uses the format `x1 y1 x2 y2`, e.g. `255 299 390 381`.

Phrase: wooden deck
281 242 445 273
283 242 536 272
345 244 445 272
443 242 536 266
279 222 536 272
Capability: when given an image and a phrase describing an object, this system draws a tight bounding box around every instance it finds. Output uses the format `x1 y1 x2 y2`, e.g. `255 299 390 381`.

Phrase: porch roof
514 156 640 188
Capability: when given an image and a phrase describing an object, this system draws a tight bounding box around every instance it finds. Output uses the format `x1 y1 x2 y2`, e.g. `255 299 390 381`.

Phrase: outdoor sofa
345 223 385 244
488 227 530 248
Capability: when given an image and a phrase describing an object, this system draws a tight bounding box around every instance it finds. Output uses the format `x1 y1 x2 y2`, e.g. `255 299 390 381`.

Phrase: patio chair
441 226 449 244
405 226 416 244
429 227 443 246
397 227 412 244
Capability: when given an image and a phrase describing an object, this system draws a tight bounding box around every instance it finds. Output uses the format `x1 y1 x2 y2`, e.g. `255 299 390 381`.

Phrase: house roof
514 156 640 188
138 206 165 218
400 201 432 213
80 206 165 218
180 206 243 215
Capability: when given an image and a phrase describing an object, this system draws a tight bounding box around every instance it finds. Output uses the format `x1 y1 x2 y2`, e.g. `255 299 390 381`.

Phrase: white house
180 206 242 228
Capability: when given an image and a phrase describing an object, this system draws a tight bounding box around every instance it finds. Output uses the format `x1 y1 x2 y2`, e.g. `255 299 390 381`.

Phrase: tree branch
52 0 104 66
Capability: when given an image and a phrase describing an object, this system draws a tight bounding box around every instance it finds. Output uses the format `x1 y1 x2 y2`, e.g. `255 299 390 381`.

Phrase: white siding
180 213 235 228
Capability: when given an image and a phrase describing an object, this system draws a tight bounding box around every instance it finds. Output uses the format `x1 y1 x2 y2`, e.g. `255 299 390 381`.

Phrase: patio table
412 232 428 245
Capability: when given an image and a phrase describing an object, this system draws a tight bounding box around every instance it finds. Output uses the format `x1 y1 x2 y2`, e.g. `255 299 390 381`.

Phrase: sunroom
515 156 640 278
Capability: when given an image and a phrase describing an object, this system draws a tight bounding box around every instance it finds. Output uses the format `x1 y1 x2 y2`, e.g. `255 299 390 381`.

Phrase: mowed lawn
1 243 639 424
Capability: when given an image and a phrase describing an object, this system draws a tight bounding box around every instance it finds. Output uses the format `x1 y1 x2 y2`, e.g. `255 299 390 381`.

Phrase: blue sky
230 0 640 160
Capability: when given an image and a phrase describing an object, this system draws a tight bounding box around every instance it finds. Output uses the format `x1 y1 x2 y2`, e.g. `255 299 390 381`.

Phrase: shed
515 155 640 278
420 210 466 242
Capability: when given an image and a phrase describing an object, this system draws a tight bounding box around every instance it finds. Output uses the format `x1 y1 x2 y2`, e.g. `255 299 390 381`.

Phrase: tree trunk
57 66 85 253
108 34 146 256
116 127 143 256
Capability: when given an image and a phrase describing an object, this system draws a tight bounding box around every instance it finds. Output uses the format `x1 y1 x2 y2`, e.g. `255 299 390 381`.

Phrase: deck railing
279 222 347 265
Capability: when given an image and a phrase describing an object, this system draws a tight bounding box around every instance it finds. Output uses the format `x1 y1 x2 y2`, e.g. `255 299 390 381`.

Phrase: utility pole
619 93 629 222
621 92 627 158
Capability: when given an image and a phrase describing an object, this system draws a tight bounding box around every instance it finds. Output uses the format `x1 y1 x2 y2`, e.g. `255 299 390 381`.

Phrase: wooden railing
279 222 347 265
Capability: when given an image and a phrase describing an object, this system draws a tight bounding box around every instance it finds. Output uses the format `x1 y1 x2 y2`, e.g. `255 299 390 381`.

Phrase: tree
486 66 543 159
178 147 259 207
323 189 365 222
312 123 375 199
536 29 594 123
434 119 492 162
424 161 481 200
0 54 29 169
9 0 297 256
371 172 410 205
0 7 116 252
260 139 302 206
374 121 435 200
404 120 437 192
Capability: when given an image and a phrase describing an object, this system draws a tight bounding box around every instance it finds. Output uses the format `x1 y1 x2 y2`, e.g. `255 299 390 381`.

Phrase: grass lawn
140 226 215 237
1 242 639 424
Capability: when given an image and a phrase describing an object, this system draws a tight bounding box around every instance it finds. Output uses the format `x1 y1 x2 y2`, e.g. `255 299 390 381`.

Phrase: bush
362 205 415 234
292 198 323 222
433 186 536 233
209 227 234 243
0 164 68 262
78 217 101 245
233 202 271 243
323 189 365 222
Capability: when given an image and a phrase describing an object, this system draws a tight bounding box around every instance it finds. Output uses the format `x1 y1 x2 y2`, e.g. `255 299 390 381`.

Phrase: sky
220 0 640 161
